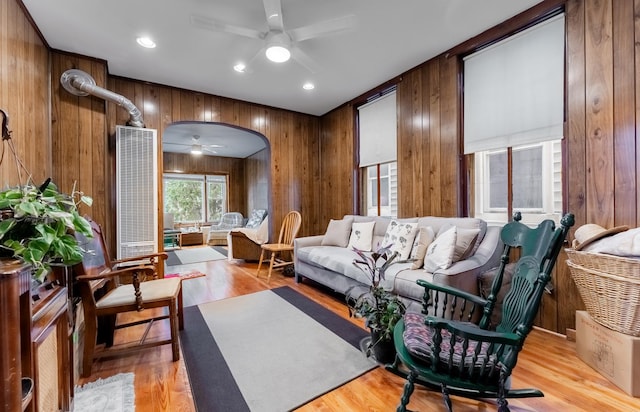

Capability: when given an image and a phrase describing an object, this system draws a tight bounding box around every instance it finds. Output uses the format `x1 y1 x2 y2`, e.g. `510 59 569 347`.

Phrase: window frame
163 173 229 224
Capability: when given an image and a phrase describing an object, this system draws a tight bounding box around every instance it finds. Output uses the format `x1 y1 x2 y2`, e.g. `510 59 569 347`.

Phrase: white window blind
358 91 397 167
463 14 565 154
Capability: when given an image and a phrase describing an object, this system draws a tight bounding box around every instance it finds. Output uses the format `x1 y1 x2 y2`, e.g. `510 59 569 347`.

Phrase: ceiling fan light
191 144 203 155
266 45 290 63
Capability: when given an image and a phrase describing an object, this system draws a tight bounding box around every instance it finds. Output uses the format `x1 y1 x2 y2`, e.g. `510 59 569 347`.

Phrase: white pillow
452 228 481 262
348 221 376 251
382 220 419 260
321 217 353 247
424 226 457 272
409 226 435 270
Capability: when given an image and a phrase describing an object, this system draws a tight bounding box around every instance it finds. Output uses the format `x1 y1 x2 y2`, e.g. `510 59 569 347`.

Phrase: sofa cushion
410 227 436 269
297 246 371 285
383 220 419 260
424 226 457 272
348 220 376 251
321 217 354 247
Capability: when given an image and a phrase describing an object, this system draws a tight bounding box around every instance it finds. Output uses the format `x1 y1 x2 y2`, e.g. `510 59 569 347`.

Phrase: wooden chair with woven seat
73 217 183 377
256 210 302 283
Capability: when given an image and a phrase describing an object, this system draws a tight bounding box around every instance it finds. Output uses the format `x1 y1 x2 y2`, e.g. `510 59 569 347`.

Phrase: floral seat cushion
402 313 502 381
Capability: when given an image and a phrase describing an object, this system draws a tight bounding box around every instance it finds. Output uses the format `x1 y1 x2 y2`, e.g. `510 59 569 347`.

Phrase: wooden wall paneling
439 55 460 217
398 69 424 217
88 61 106 226
563 0 588 334
637 0 640 227
319 105 355 225
0 0 50 187
427 60 442 217
585 0 615 226
612 0 637 228
268 109 283 241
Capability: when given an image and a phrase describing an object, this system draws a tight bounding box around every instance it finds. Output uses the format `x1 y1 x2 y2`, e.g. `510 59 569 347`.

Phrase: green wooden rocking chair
389 212 574 412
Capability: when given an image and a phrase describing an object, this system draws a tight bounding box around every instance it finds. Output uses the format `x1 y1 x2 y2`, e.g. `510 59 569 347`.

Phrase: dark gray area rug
180 287 375 412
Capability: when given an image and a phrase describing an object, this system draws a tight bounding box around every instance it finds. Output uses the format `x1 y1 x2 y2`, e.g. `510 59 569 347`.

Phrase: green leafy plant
0 180 93 281
347 246 406 342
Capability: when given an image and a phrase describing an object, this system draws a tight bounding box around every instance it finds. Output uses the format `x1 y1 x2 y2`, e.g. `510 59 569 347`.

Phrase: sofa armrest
294 235 324 250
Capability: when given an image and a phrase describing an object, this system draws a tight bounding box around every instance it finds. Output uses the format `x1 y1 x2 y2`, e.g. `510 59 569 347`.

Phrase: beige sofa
294 215 502 312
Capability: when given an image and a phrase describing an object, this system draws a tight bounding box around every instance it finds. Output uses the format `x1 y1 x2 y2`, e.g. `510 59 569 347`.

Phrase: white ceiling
22 0 543 157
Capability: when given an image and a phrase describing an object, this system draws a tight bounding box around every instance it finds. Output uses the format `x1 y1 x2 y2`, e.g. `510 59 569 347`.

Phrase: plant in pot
0 179 93 282
0 109 92 282
347 245 406 364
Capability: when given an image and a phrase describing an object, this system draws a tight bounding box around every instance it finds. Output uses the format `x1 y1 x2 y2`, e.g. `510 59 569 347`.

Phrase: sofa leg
295 273 303 283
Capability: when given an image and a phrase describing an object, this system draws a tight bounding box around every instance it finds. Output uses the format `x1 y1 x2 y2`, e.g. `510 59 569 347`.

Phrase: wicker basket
566 249 640 280
566 249 640 336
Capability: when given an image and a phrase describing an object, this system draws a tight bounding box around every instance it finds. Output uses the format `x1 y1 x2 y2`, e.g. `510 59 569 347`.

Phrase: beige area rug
166 246 227 266
74 373 135 412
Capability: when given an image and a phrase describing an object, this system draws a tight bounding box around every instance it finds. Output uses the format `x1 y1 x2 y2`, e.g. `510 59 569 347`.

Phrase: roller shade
358 91 397 167
463 14 565 154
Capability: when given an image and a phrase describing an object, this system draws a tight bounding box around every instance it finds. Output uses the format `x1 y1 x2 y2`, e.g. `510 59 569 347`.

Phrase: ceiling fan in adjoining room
190 0 356 73
164 135 223 156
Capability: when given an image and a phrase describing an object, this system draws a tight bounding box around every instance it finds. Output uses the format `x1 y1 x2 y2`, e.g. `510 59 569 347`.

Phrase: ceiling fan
190 0 356 73
164 135 223 155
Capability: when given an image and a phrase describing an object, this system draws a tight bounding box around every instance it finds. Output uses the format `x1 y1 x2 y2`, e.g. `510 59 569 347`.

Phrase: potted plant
0 179 93 282
347 245 406 363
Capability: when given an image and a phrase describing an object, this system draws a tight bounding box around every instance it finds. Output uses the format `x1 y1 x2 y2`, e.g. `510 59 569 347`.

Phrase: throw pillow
245 209 267 229
321 217 354 247
424 226 457 272
382 220 419 260
348 221 376 251
409 226 435 270
452 228 481 262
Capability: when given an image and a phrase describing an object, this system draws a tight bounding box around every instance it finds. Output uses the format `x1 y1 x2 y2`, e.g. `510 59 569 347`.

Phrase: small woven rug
165 269 206 280
74 372 135 412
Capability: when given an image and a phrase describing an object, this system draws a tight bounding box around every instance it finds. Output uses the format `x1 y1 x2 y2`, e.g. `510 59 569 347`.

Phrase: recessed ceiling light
233 63 246 73
303 82 315 90
136 36 156 49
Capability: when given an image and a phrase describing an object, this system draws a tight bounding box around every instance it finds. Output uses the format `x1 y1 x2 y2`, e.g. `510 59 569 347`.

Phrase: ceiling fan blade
263 0 284 31
289 14 356 42
190 15 264 40
291 46 322 74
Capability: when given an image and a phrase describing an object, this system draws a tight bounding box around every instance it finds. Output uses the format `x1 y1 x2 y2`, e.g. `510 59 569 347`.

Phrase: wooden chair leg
396 370 417 412
177 287 184 330
267 252 277 283
82 316 98 378
256 249 266 277
169 297 180 361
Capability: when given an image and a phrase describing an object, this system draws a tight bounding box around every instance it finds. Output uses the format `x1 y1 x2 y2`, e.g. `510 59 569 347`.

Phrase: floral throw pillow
348 221 376 251
382 220 419 260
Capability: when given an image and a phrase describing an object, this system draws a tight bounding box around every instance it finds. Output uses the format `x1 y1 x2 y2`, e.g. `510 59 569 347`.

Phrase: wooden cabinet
0 260 72 412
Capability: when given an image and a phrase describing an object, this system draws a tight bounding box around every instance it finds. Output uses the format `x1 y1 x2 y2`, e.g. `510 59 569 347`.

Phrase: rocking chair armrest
111 252 168 266
416 279 488 306
76 265 156 282
426 317 520 346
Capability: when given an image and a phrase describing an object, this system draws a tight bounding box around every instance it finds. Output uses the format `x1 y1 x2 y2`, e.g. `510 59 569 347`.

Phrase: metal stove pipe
60 69 145 128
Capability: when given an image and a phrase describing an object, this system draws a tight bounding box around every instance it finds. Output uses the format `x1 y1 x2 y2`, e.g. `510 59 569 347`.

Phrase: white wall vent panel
116 126 158 260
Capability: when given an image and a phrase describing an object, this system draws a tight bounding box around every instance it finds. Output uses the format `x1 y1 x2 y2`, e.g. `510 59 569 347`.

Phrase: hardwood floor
76 253 640 411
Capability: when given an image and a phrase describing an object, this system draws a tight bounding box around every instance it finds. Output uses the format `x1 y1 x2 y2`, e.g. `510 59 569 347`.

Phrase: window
474 140 562 225
358 90 398 217
365 162 397 217
464 14 565 225
163 173 228 223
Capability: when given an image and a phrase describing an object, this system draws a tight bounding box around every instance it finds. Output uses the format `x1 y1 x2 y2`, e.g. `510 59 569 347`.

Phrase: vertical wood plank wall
245 148 270 214
0 0 50 187
5 0 640 334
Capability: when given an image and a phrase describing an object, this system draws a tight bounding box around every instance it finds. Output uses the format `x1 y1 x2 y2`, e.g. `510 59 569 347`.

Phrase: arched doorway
161 121 271 243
